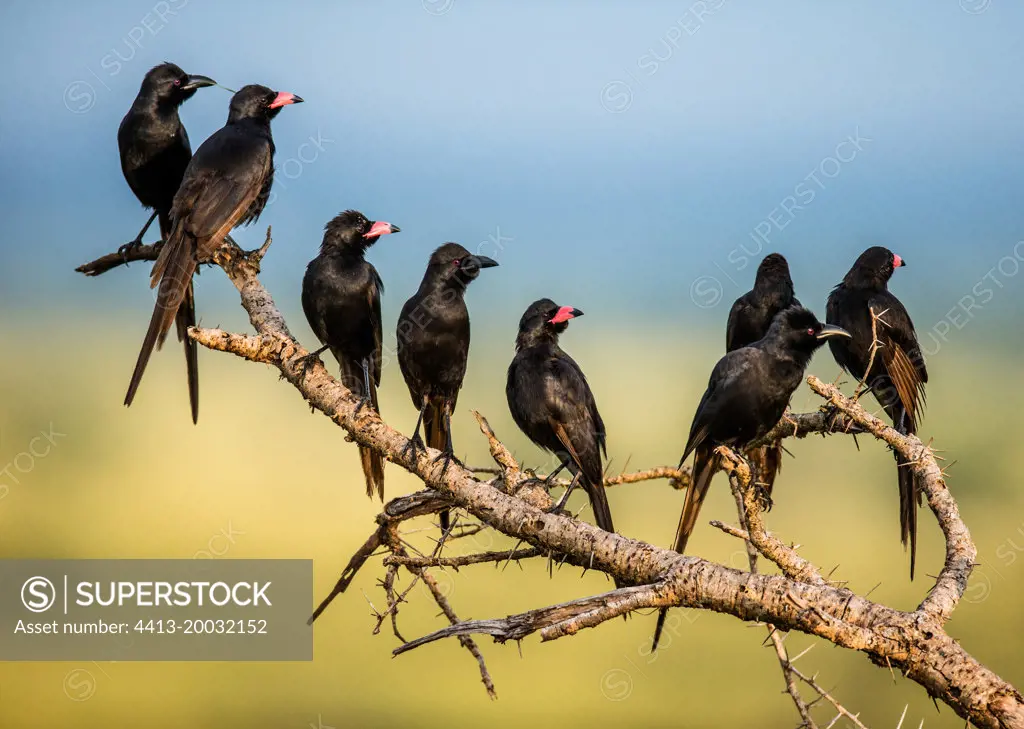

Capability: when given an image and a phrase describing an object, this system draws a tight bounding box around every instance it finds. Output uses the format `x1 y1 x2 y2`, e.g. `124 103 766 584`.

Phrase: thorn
895 704 908 729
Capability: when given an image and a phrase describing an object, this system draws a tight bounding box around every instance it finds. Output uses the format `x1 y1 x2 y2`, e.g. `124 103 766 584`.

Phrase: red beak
549 306 583 325
269 91 303 109
893 254 905 268
363 221 399 238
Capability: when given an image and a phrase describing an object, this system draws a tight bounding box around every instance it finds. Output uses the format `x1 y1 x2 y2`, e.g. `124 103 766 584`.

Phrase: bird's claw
353 395 374 417
519 470 546 489
401 435 425 462
754 483 774 512
432 449 463 478
293 352 322 380
118 239 143 265
546 490 572 514
821 403 844 431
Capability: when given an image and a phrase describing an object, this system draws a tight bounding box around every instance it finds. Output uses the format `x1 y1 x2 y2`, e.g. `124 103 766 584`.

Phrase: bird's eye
173 79 181 86
451 258 462 267
806 328 815 336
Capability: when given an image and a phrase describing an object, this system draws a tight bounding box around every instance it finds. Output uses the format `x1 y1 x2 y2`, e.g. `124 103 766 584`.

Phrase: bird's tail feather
582 473 624 589
125 227 197 408
424 400 450 530
174 280 199 424
339 356 385 500
359 445 385 501
652 448 717 652
359 377 385 501
585 475 615 535
747 442 783 497
888 406 919 581
898 454 917 580
159 213 200 424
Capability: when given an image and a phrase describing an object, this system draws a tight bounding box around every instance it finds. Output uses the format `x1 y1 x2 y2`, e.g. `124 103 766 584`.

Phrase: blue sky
1 1 1022 342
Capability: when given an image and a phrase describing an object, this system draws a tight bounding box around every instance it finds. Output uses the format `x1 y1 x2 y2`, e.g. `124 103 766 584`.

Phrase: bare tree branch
76 241 164 276
807 376 975 622
77 234 1024 728
383 548 542 569
727 468 819 729
717 447 825 586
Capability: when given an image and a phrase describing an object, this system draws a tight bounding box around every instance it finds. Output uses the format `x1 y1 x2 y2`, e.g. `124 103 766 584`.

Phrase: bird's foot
518 469 546 488
401 434 426 462
432 449 463 479
821 403 845 431
117 238 144 265
753 483 774 512
353 395 375 417
546 489 572 514
293 352 322 380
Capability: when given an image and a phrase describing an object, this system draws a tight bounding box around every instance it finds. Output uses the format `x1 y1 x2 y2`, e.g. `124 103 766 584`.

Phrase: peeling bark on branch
76 233 1024 728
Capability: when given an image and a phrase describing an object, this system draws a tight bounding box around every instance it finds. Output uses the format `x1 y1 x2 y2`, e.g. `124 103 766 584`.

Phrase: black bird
725 253 801 502
506 299 614 534
397 243 498 530
301 211 400 500
826 246 927 580
726 253 801 351
124 84 303 412
117 62 216 423
652 306 850 651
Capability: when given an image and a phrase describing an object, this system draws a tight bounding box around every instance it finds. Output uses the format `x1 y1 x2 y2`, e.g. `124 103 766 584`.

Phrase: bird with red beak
826 245 926 581
506 298 617 546
548 305 584 325
269 90 302 109
125 83 304 414
301 210 401 500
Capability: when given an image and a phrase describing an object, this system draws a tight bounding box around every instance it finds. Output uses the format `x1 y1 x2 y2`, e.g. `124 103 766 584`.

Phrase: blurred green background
1 311 1022 728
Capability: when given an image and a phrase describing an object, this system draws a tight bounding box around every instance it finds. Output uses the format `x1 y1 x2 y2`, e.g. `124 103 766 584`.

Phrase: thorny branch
723 462 817 728
77 232 1023 729
723 450 865 728
382 548 542 569
853 305 887 402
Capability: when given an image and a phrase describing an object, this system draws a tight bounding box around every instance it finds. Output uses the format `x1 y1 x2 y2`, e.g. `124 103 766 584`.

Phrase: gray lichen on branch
75 232 1024 729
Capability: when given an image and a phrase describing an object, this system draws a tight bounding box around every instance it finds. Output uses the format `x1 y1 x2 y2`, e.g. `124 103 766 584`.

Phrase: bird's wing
546 354 605 486
370 266 383 388
871 292 928 430
170 128 272 249
300 262 328 344
682 351 755 462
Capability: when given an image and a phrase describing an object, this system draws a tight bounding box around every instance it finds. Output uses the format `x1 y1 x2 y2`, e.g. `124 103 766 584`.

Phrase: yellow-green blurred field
1 315 1022 728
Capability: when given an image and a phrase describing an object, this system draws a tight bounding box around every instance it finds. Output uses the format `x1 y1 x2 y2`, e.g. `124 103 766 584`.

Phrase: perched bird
118 62 217 253
117 62 216 423
826 246 927 579
506 299 614 534
301 210 400 500
124 84 303 412
725 253 801 502
397 243 498 530
652 306 850 651
726 253 801 351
